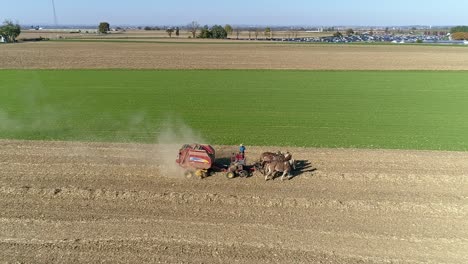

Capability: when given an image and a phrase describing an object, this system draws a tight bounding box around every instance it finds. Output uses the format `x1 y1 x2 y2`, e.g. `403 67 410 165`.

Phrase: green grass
1 70 468 151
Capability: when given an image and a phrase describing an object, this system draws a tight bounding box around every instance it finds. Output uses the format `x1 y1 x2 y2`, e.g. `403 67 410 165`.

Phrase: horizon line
19 23 461 28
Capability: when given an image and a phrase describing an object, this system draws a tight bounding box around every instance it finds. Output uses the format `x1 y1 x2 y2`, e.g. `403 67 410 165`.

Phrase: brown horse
259 151 290 165
259 151 294 170
264 160 292 181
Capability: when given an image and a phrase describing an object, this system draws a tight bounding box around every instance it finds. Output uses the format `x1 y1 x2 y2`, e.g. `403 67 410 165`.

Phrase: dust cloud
0 72 207 177
154 117 207 177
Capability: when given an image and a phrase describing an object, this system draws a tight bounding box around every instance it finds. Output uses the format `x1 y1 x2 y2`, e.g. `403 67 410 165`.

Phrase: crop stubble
2 41 468 69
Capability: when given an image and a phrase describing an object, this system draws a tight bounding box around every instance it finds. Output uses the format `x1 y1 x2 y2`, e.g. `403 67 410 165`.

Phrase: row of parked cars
271 34 464 44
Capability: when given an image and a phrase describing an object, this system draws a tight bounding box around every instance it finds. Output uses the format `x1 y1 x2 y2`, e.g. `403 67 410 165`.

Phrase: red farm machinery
176 143 257 179
176 144 216 178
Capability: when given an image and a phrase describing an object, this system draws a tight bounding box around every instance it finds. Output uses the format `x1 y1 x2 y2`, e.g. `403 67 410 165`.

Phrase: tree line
188 22 275 39
450 26 468 34
9 19 465 42
98 21 278 39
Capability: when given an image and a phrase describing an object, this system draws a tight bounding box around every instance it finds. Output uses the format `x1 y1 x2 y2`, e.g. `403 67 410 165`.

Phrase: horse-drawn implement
175 143 255 179
176 143 295 180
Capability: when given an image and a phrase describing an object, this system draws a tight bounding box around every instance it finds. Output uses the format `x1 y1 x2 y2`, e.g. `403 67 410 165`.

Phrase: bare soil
2 41 468 70
1 139 467 263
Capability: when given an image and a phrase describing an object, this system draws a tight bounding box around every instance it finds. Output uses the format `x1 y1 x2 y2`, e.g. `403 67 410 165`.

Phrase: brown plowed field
1 140 467 263
2 41 468 69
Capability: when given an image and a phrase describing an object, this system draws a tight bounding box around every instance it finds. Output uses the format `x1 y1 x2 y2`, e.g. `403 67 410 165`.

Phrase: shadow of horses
287 160 317 180
215 156 317 181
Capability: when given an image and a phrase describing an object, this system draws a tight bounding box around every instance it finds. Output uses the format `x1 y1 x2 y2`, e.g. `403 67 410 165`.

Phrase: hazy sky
2 0 467 26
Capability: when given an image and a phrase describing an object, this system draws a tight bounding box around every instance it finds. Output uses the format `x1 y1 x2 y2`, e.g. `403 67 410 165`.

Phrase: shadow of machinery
215 156 257 178
215 156 232 167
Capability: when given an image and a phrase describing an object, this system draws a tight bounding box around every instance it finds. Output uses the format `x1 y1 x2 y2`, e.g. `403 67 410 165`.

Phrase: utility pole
52 0 58 26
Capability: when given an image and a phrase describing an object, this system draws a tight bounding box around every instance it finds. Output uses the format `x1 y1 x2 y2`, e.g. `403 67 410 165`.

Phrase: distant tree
224 24 233 36
211 25 227 39
189 21 200 38
198 25 212 38
333 31 342 37
384 27 390 34
196 25 227 39
254 28 259 40
144 26 152 31
166 27 174 37
98 22 110 34
175 27 180 37
235 27 240 39
450 26 468 33
345 28 354 36
0 20 21 43
264 27 271 39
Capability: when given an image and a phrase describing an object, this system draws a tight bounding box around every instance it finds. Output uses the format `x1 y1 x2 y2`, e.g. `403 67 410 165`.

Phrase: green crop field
1 70 467 151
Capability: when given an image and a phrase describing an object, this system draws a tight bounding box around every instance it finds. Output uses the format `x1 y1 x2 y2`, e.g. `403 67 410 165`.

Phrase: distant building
306 27 324 33
0 36 5 43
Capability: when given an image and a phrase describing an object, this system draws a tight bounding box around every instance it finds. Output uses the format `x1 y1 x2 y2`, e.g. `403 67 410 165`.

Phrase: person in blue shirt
239 144 246 156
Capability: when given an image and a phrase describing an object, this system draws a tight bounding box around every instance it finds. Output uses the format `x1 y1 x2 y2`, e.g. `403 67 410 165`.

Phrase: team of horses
256 151 296 181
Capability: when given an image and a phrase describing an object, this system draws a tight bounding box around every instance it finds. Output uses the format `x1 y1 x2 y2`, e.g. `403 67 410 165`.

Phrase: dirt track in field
2 41 468 70
1 139 467 263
